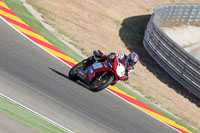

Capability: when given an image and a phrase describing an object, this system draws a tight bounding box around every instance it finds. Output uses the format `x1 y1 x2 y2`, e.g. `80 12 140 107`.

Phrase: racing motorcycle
68 56 126 92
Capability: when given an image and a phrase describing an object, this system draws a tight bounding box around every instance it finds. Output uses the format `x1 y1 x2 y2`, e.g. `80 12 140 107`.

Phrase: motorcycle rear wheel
68 62 84 81
90 73 114 92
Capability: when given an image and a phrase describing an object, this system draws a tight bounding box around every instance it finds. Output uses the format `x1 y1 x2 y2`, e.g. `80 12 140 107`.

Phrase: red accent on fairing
88 66 96 82
113 57 118 71
89 62 112 82
88 59 126 83
111 58 127 81
91 72 95 82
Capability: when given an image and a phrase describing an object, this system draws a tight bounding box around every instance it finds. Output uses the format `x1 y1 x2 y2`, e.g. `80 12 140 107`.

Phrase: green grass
115 82 199 133
2 0 199 133
3 0 83 62
0 97 67 133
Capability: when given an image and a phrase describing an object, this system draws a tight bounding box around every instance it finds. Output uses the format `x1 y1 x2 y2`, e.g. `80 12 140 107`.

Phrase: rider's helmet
127 52 139 67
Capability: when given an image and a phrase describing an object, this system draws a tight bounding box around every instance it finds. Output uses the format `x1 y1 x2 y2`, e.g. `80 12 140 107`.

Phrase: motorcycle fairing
116 63 126 78
112 58 126 80
87 57 126 83
88 66 95 82
92 62 103 69
88 62 109 82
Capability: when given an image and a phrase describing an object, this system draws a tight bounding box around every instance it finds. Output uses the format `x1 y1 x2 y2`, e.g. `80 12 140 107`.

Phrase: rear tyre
68 62 83 81
90 73 114 92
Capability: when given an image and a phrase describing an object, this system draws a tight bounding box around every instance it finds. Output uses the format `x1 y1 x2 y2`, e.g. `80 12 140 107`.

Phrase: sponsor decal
89 67 94 74
92 62 103 69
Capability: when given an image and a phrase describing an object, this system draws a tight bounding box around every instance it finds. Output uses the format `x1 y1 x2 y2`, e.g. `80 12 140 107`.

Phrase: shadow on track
48 67 91 91
119 15 200 107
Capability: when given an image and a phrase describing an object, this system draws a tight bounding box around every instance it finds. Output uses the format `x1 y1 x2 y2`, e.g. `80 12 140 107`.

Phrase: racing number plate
93 62 103 69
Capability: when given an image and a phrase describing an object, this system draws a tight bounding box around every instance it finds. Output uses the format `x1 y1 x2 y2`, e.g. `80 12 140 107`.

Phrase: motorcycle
68 56 126 92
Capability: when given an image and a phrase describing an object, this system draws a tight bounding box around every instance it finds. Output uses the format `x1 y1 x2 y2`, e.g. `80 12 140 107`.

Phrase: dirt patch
25 0 200 130
20 0 87 58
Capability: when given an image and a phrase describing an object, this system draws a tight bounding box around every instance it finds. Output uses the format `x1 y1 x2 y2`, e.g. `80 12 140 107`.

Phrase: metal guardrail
143 5 200 98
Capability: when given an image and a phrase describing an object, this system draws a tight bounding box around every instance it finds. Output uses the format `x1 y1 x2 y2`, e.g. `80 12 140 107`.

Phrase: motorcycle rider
82 50 139 81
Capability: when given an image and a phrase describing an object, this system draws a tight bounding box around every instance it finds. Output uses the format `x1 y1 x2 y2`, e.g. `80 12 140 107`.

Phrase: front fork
96 71 108 81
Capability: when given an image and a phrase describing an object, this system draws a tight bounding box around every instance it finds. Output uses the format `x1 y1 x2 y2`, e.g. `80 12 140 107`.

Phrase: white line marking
0 93 74 133
0 16 74 133
106 89 181 133
0 16 72 68
0 16 182 133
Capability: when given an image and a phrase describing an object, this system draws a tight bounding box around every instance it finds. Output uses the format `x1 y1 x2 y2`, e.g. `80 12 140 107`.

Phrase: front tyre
90 73 114 92
68 62 84 81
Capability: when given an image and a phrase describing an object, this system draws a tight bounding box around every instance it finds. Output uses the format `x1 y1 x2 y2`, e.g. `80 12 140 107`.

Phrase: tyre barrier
143 5 200 98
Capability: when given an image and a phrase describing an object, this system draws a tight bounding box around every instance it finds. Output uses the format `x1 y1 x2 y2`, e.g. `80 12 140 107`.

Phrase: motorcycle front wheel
90 73 114 92
68 62 84 81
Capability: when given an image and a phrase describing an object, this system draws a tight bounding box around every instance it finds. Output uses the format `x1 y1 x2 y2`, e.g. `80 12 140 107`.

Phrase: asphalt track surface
0 19 178 133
